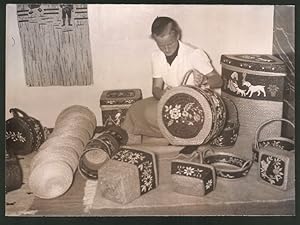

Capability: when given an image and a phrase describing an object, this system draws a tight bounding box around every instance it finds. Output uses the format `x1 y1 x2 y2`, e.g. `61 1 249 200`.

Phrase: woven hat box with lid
220 54 287 138
100 89 143 127
157 70 227 146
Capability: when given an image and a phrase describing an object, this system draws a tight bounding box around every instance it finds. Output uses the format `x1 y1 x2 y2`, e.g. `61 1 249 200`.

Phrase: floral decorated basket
252 118 295 163
202 149 253 179
210 97 240 148
258 145 295 191
157 70 226 146
6 108 47 155
97 146 158 204
100 89 143 127
171 159 216 196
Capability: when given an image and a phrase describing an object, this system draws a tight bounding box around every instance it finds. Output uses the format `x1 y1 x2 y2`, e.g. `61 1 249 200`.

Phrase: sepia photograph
4 3 295 217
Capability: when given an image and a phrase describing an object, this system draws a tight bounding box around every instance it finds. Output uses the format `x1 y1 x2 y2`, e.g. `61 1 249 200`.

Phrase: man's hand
192 69 209 89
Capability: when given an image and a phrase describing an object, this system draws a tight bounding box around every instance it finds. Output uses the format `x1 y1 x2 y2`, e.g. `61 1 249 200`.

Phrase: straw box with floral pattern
258 145 295 191
97 146 158 204
171 160 216 196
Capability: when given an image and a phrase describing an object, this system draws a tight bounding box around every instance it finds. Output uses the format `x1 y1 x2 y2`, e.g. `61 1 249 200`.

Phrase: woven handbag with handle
252 118 294 163
210 97 240 148
6 108 47 155
157 69 226 146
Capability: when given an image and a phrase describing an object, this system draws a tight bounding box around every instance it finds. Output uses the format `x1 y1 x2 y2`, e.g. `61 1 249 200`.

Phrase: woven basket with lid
157 70 226 146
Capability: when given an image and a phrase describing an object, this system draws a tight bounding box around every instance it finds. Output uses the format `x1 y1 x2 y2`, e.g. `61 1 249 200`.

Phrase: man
121 16 223 144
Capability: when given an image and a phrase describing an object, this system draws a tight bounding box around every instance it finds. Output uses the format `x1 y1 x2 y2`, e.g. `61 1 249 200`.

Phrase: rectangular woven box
97 147 158 204
171 160 216 196
258 146 295 191
220 54 287 138
100 89 142 127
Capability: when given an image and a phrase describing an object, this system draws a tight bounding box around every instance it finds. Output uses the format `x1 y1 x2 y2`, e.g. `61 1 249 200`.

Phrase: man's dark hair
151 16 181 39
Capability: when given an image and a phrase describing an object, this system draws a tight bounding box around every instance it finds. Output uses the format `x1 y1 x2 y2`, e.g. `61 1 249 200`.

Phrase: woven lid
100 89 143 105
157 86 213 145
221 54 287 74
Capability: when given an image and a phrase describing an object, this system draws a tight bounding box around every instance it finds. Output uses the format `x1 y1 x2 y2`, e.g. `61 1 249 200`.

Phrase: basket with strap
6 108 46 155
252 118 294 163
157 69 226 146
210 97 240 148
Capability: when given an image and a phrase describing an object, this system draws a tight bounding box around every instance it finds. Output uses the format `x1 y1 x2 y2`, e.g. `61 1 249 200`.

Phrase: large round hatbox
157 86 226 146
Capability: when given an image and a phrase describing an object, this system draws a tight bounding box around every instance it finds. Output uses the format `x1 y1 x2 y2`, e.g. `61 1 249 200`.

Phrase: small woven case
252 118 294 163
97 147 158 204
171 159 216 196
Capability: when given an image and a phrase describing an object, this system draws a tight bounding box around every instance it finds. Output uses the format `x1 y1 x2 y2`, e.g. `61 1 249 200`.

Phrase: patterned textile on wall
17 4 93 86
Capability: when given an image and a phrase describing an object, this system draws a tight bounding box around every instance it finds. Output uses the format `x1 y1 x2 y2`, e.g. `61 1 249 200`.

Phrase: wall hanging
17 4 93 86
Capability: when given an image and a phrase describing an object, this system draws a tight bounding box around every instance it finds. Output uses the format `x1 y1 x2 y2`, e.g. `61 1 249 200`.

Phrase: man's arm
205 69 223 89
152 78 165 100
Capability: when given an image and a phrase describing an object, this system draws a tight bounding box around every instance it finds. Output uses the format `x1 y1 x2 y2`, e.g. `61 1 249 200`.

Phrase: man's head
151 17 181 56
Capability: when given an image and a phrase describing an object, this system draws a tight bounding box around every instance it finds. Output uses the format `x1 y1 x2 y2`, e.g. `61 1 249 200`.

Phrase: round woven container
252 118 295 163
210 97 240 148
55 116 95 138
100 125 128 146
31 146 79 172
157 81 226 146
55 105 97 129
29 161 73 199
49 127 90 147
39 136 84 157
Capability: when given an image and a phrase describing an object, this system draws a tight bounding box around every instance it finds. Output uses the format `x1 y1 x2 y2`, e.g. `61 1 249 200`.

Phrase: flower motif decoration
5 131 26 143
112 148 156 194
267 84 280 97
205 179 213 190
260 155 285 185
175 164 204 179
163 103 204 127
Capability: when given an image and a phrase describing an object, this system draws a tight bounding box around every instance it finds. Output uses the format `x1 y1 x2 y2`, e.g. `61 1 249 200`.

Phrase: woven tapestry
17 4 93 86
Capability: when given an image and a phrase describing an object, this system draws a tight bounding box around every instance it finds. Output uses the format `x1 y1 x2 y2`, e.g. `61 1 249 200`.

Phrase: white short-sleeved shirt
151 41 214 87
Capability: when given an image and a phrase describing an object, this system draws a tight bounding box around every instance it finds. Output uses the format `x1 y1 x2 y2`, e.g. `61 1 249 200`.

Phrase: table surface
6 131 296 216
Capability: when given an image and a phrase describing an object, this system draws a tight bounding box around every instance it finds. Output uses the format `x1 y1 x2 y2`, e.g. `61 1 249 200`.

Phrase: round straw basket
252 118 294 163
55 105 97 129
157 70 226 146
210 97 240 148
78 139 111 180
29 161 73 199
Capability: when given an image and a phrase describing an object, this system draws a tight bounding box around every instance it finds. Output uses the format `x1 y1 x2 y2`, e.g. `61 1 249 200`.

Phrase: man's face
153 25 179 56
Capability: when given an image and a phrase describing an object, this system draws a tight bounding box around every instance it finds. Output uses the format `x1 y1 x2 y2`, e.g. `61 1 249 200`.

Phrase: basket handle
254 118 295 149
199 148 215 164
181 69 206 86
222 96 239 124
9 108 29 118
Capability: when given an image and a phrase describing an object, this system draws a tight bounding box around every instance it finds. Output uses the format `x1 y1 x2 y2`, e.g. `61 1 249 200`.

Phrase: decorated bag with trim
210 97 240 148
252 118 294 163
97 146 158 204
157 69 226 145
171 159 216 196
6 108 47 155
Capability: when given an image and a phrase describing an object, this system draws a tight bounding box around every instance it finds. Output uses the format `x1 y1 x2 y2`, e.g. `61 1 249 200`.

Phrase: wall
272 5 295 138
6 4 274 127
